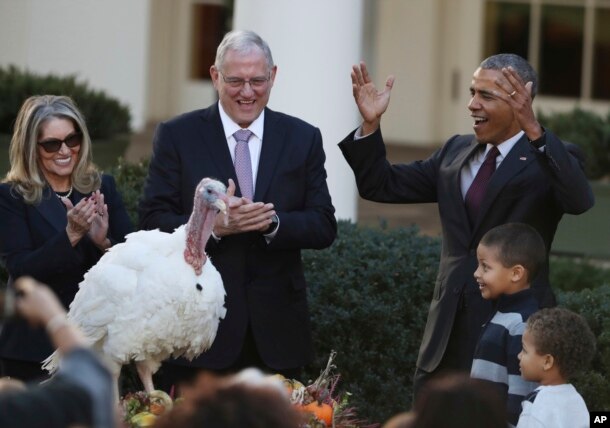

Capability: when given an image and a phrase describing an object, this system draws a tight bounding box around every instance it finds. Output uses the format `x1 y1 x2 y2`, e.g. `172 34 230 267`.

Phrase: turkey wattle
43 178 229 396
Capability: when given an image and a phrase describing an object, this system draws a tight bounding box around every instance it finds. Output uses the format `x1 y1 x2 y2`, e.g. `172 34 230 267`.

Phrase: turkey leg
135 361 155 393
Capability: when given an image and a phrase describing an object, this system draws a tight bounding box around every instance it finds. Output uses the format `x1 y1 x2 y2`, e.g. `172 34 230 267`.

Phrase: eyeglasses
37 132 83 153
220 72 271 89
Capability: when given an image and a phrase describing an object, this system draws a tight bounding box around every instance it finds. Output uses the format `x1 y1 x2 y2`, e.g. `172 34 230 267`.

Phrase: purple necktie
465 146 500 225
233 129 254 199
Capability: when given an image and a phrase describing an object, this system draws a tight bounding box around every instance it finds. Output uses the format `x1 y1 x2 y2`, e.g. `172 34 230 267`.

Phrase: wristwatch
264 214 279 235
528 127 546 149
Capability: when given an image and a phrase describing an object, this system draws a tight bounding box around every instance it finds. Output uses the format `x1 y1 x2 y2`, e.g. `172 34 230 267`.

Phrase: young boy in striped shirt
470 223 542 426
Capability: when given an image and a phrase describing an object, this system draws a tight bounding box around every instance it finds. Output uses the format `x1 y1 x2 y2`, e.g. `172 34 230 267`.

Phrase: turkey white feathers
43 177 229 395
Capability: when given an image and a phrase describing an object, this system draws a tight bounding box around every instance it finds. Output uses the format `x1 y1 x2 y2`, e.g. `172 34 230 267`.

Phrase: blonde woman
0 95 132 381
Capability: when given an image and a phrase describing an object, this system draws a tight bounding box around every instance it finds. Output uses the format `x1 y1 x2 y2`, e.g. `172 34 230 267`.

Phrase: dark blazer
138 104 337 370
0 174 132 362
339 128 594 372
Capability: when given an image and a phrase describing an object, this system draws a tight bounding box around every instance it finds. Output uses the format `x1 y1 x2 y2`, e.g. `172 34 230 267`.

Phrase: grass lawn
0 133 129 177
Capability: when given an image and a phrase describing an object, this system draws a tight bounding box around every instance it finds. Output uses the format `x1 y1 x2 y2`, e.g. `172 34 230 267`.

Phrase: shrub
557 285 610 410
538 108 610 180
2 158 609 420
303 221 440 423
108 157 150 227
550 256 610 292
0 65 130 139
301 223 610 422
111 164 442 422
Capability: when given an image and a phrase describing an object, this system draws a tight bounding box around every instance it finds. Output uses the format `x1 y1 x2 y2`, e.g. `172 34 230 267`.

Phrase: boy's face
474 243 518 300
518 328 547 382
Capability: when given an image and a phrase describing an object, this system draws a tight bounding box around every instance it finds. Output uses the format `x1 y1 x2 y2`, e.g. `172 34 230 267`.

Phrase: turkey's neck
184 202 216 275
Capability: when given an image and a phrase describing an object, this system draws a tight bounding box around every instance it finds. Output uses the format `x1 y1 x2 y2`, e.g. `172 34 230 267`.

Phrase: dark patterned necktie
233 129 254 199
465 146 500 225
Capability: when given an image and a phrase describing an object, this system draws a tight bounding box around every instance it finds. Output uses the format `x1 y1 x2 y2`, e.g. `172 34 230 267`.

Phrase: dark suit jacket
138 103 337 370
339 128 594 372
0 175 132 362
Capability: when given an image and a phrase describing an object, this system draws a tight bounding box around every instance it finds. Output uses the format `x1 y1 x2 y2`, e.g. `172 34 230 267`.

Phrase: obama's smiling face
468 67 521 146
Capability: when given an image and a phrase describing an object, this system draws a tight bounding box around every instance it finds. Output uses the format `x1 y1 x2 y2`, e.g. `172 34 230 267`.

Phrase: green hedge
302 221 439 423
1 158 608 422
549 256 610 292
301 225 610 423
557 285 610 411
0 65 131 139
107 158 149 227
539 108 610 180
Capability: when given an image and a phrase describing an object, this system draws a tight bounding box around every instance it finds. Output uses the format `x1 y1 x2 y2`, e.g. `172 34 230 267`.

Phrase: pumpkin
302 401 333 426
130 411 156 427
270 374 304 397
148 390 173 415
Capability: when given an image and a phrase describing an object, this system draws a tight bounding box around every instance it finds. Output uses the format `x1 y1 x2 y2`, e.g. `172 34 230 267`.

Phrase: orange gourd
302 401 333 426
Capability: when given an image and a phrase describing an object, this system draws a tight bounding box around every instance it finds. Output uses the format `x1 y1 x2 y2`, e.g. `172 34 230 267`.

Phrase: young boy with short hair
516 307 594 428
470 223 544 426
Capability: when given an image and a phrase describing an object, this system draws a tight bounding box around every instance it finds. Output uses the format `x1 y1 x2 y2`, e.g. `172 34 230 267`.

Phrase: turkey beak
214 197 228 215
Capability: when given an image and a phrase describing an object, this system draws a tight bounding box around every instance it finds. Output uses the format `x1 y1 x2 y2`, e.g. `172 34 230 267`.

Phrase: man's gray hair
480 53 538 98
215 30 274 71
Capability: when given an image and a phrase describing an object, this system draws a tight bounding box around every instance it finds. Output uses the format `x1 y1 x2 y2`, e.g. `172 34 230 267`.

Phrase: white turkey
43 177 229 397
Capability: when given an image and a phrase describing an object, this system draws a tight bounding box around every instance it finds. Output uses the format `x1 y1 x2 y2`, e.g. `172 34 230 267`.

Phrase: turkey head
184 178 228 275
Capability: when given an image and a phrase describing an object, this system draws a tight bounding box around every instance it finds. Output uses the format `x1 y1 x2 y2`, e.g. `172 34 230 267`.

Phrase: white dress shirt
460 130 524 199
216 102 278 241
218 102 265 194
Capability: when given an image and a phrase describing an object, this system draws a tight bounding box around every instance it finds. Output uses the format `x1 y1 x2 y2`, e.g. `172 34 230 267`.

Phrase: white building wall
233 0 363 221
146 0 222 123
371 0 443 146
369 0 490 145
437 0 486 141
0 0 150 131
3 0 607 147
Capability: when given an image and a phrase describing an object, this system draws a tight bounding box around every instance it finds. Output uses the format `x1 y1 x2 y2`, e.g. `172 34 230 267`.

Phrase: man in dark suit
339 54 593 397
139 30 336 386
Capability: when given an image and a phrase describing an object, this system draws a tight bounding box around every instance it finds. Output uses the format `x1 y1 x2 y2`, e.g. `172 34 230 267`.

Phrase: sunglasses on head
37 132 83 153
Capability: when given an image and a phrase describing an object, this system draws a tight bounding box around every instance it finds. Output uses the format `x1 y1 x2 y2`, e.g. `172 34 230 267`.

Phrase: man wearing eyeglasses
139 30 336 389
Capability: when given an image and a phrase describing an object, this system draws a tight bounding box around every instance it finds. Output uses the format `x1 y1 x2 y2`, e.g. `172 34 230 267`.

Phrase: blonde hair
4 95 101 204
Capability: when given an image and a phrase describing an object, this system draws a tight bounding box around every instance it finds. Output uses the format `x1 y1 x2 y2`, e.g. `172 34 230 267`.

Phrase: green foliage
557 285 610 410
108 157 150 226
303 221 440 423
550 256 610 292
0 65 131 139
538 108 610 180
92 138 130 172
300 222 610 422
1 156 609 419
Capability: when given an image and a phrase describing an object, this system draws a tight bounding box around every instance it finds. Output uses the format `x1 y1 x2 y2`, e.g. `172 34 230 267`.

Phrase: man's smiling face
468 67 521 145
210 47 276 128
